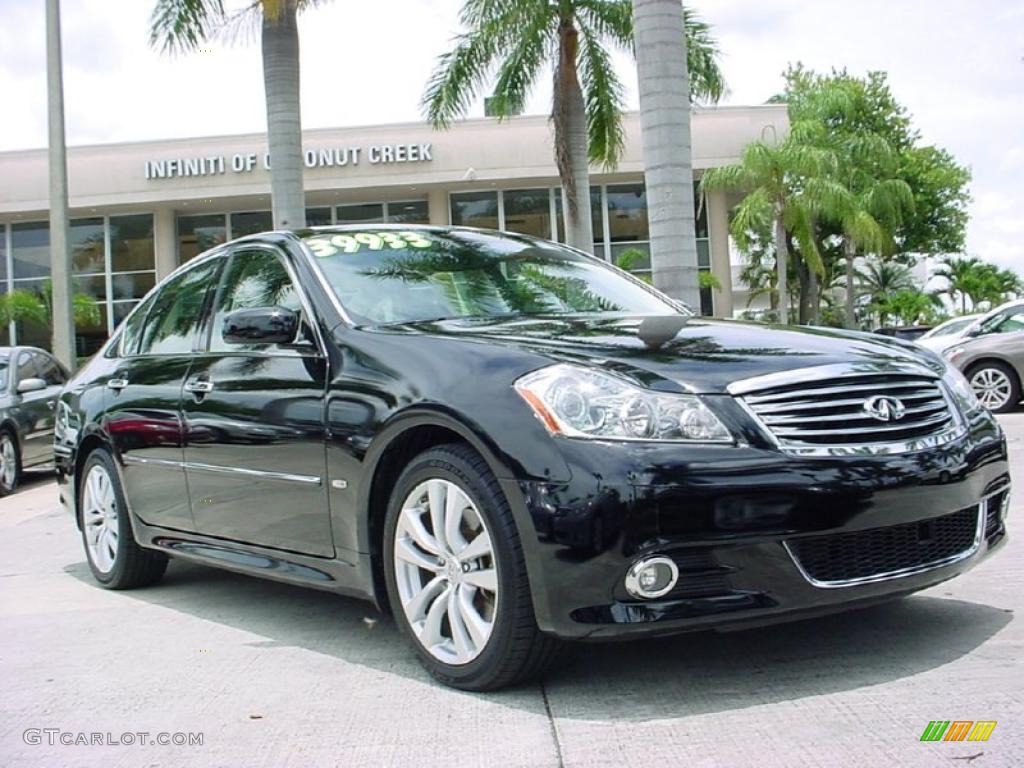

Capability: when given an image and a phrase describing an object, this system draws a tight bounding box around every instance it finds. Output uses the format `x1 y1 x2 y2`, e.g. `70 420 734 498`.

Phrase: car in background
944 302 1024 412
0 346 68 495
874 325 933 341
916 314 983 352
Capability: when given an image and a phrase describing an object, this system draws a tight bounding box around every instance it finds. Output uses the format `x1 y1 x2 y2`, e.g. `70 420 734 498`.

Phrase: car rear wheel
968 362 1020 413
383 443 559 691
80 449 168 589
0 430 20 496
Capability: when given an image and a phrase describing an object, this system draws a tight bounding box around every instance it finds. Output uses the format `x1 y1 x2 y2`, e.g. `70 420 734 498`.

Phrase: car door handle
47 400 56 410
107 378 129 391
184 379 215 394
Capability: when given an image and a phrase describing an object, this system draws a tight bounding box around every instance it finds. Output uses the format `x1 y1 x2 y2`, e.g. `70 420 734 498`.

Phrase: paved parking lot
2 417 1023 767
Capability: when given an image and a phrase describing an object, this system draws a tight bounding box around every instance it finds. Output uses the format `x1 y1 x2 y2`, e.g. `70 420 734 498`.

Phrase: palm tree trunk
773 209 789 324
46 0 76 369
843 238 856 329
632 0 700 309
807 267 819 325
262 1 306 229
553 18 594 253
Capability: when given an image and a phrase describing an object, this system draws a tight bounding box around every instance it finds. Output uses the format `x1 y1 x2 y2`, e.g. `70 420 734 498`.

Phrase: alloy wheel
970 367 1012 410
82 464 119 573
393 478 498 665
0 435 15 490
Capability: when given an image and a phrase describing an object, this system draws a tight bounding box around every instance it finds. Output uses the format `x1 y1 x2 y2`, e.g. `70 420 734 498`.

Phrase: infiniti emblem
863 395 906 422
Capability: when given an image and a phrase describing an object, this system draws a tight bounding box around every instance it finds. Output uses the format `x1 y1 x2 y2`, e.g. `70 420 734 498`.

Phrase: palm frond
683 7 726 103
577 25 626 167
149 0 227 53
487 8 555 117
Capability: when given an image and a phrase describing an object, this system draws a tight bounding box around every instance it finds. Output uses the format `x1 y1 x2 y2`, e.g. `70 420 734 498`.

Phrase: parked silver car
944 303 1024 412
0 347 68 495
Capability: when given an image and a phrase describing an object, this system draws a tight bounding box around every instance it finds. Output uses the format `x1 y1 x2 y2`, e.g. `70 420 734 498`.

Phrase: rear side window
136 258 222 356
32 352 66 386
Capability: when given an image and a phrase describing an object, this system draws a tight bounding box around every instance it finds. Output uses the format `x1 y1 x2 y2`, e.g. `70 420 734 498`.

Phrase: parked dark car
874 325 933 341
0 346 68 495
55 226 1010 690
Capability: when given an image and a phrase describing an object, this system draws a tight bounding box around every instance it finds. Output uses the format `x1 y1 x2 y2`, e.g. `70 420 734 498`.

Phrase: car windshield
302 228 682 325
924 316 976 338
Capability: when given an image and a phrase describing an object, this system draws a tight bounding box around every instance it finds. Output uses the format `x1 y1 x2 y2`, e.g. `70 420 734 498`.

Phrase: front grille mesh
787 505 978 584
743 373 954 448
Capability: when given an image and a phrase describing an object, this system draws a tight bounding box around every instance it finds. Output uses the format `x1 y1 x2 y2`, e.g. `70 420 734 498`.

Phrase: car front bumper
504 408 1011 640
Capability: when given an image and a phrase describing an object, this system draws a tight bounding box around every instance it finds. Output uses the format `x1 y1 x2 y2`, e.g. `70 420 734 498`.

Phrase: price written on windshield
306 231 433 257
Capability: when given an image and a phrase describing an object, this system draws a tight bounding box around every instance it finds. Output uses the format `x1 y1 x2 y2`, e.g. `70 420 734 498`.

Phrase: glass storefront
2 214 157 355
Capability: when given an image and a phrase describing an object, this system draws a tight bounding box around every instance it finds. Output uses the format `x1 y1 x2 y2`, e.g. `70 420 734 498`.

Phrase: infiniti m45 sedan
56 226 1010 690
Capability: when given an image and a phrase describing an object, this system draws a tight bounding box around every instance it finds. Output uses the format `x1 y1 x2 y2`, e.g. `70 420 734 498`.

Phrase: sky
1 0 1021 271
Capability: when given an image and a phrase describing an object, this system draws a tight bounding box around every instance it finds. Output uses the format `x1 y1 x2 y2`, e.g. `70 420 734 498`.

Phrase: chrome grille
741 372 955 451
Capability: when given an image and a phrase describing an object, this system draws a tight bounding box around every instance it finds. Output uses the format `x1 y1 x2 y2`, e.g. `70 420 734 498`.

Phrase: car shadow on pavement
63 557 1012 719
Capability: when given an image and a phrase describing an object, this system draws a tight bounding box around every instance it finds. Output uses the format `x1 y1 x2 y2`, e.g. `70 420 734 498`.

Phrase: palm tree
423 1 724 254
150 0 318 229
856 260 914 302
0 283 100 328
701 131 830 324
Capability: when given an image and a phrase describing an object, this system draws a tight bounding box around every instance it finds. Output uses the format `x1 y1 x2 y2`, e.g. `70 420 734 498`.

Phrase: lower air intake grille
787 505 979 586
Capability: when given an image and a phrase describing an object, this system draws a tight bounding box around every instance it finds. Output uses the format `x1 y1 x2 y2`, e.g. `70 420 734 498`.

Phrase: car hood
387 315 943 393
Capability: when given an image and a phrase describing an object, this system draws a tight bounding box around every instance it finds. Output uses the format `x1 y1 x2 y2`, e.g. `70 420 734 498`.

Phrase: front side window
16 351 37 383
136 259 222 356
994 308 1024 334
32 353 66 386
209 249 301 352
303 228 680 325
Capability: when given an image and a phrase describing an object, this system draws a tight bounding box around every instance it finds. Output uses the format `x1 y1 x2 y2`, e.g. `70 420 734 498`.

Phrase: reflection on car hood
390 315 941 393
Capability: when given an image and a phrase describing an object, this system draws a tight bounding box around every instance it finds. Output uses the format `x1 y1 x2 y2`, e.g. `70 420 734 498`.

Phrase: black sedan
55 226 1010 690
0 346 68 495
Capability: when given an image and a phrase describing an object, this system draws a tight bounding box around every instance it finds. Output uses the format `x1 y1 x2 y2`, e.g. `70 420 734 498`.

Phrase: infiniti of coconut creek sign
144 142 433 180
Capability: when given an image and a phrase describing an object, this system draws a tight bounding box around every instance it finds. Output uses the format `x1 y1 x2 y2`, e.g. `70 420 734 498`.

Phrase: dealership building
0 105 788 356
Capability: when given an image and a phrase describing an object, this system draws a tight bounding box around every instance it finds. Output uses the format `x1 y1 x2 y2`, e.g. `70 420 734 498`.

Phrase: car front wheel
383 443 559 691
79 449 168 589
969 362 1020 413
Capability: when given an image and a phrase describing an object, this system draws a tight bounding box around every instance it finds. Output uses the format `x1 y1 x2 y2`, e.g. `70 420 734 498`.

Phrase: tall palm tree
701 131 830 324
423 1 724 254
150 0 319 229
855 260 915 326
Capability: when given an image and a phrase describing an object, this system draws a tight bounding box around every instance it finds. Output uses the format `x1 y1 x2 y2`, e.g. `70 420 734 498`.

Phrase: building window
386 200 429 224
553 187 603 250
306 207 332 226
11 221 51 280
178 214 227 263
695 182 713 316
450 191 499 230
109 213 156 333
230 211 273 239
502 189 552 239
337 203 384 225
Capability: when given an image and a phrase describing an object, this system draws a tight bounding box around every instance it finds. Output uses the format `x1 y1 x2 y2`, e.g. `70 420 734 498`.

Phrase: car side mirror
222 306 299 345
17 377 47 394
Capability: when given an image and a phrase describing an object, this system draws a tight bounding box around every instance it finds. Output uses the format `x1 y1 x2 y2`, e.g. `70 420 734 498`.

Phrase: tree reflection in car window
210 249 301 352
307 230 678 325
136 259 221 356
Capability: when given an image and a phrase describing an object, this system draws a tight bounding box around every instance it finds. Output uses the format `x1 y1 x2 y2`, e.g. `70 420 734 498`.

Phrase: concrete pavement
2 417 1023 767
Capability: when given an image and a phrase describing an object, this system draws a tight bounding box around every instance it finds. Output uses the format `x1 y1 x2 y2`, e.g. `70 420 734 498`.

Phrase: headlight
942 364 980 415
514 364 733 442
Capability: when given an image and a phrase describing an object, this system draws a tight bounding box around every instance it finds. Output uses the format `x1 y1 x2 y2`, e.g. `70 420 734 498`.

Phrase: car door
11 350 54 466
26 350 67 466
104 256 224 532
181 245 332 557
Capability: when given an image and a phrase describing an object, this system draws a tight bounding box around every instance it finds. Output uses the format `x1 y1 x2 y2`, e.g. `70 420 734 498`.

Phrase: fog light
624 556 679 600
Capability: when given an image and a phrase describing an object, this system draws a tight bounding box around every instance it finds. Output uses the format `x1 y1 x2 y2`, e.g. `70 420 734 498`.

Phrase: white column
153 207 177 280
427 188 448 226
707 190 733 318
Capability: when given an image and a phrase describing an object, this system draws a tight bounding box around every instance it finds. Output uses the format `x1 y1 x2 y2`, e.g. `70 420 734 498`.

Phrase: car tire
383 443 560 691
79 448 168 589
0 429 21 496
967 361 1021 413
